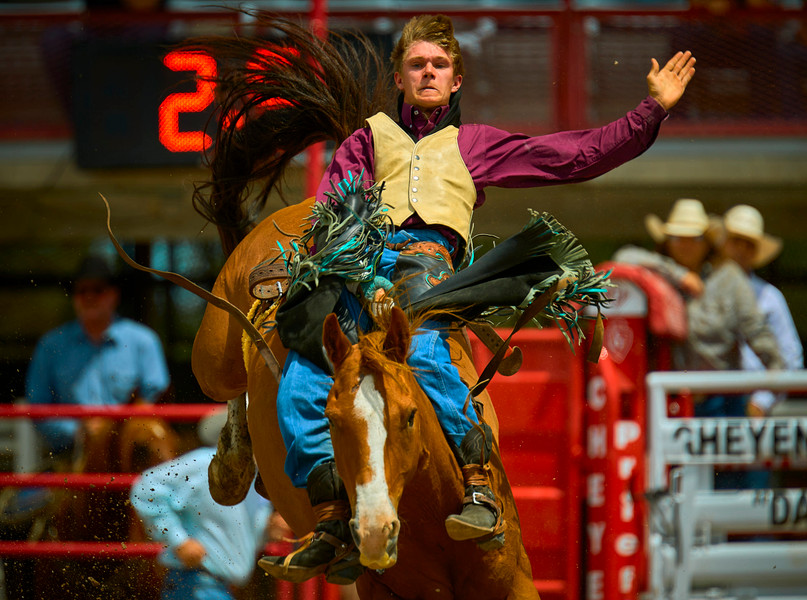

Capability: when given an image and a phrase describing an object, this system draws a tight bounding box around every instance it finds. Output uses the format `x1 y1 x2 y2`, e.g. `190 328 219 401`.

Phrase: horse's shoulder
238 197 316 260
210 198 316 312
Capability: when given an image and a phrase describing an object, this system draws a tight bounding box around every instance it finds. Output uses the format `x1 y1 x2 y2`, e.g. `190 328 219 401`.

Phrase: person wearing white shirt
130 410 272 600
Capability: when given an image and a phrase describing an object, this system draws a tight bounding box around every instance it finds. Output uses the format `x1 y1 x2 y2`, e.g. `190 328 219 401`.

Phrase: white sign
662 417 807 464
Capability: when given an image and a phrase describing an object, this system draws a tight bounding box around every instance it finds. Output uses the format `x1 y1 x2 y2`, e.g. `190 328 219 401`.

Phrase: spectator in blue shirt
721 204 804 416
25 254 170 458
130 409 273 600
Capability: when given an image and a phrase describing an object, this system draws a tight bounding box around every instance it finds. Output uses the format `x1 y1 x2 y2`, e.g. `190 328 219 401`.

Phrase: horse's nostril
349 518 361 546
390 519 400 538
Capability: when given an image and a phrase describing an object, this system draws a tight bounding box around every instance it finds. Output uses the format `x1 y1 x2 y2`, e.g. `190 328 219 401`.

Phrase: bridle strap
470 277 571 398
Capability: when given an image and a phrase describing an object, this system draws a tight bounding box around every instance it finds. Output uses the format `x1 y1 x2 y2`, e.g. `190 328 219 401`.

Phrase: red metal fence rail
0 403 342 599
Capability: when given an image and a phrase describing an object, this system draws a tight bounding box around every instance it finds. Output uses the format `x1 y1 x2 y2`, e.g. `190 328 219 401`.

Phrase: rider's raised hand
647 51 696 111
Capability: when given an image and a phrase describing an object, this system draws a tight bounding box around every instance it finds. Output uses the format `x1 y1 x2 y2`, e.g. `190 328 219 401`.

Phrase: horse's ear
383 306 411 364
323 312 352 371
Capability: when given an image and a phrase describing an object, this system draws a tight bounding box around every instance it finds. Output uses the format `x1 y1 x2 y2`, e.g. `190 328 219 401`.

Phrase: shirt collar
80 316 120 346
401 102 449 139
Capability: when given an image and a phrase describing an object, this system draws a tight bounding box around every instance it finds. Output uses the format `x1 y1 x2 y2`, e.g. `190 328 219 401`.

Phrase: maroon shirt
316 96 668 240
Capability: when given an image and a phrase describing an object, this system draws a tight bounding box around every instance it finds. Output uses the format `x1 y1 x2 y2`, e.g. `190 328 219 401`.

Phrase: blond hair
390 14 464 78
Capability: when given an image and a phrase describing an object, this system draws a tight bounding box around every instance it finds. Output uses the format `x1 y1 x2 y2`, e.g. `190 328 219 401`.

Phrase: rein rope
101 194 282 383
468 276 604 399
241 299 282 371
468 278 568 399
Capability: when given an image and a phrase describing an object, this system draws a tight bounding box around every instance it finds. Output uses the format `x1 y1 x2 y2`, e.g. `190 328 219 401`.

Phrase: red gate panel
471 327 585 600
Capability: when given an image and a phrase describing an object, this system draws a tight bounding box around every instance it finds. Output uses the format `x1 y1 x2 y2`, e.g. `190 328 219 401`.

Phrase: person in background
614 198 784 375
721 204 803 416
25 254 170 463
130 409 273 600
613 198 784 488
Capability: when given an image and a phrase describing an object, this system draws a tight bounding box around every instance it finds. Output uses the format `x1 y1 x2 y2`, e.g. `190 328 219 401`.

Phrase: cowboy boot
445 423 505 550
258 462 363 584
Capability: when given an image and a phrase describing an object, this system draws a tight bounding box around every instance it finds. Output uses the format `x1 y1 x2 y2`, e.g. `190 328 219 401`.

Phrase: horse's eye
407 408 417 428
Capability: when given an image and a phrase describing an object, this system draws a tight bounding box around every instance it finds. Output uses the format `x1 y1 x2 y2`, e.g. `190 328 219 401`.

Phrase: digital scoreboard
72 38 218 168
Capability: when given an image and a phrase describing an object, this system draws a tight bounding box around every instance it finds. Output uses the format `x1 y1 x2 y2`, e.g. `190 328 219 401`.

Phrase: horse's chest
365 543 509 600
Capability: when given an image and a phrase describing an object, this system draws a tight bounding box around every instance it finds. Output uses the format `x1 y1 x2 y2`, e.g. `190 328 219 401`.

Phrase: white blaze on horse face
351 373 399 567
353 374 392 515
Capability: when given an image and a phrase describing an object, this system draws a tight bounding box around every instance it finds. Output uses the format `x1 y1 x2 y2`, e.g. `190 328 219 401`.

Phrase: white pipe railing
646 370 807 491
645 370 807 600
693 489 807 533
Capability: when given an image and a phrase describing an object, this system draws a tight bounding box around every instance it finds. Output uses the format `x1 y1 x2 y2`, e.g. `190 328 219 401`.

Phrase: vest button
414 155 420 160
412 198 418 203
414 166 420 171
413 176 419 181
412 187 418 193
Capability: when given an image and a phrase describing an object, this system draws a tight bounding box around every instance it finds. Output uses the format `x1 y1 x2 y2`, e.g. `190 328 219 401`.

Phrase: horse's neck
406 393 465 515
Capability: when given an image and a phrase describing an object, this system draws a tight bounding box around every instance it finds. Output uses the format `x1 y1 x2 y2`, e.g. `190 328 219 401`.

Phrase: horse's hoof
207 455 255 506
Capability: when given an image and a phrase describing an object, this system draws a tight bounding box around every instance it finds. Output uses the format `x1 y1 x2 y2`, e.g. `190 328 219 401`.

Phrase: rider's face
394 41 462 115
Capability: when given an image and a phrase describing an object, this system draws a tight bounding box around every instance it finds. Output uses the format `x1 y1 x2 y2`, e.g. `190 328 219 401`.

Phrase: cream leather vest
367 112 476 243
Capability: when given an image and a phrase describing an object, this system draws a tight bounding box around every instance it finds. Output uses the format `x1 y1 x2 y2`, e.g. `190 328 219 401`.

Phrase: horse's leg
192 197 317 402
246 346 314 537
208 392 257 506
192 274 250 402
70 417 117 540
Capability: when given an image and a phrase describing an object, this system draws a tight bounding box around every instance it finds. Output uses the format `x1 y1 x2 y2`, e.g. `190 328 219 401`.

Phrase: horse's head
322 306 430 571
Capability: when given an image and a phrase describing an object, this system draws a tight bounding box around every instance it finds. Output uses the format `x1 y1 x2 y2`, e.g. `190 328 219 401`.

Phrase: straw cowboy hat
645 198 720 244
722 204 782 268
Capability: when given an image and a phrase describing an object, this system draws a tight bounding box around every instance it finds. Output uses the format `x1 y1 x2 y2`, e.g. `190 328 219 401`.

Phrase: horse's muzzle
349 516 400 570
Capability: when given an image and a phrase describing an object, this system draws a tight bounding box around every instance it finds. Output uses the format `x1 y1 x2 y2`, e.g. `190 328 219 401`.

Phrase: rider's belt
249 263 290 300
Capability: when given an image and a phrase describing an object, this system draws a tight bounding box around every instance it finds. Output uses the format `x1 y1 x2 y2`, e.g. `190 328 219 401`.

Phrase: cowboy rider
259 13 696 585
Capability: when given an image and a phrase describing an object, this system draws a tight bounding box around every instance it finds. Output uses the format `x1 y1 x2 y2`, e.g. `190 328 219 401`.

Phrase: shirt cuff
151 515 190 548
636 96 669 125
165 529 191 550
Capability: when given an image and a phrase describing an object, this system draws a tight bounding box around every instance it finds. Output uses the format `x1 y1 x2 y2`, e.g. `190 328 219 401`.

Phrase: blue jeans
276 229 478 487
161 569 233 600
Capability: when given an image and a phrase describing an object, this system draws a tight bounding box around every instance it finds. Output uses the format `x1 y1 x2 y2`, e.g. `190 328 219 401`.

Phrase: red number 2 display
158 47 297 154
158 51 217 153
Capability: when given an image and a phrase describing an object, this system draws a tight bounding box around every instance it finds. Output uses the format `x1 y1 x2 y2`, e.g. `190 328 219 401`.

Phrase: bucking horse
105 14 608 599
